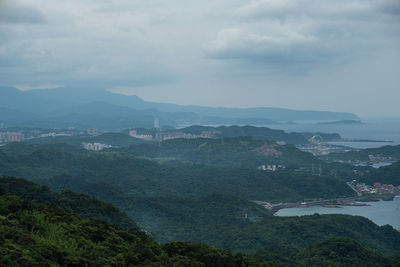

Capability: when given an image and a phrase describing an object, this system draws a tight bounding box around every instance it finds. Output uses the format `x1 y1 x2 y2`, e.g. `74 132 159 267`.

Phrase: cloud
204 26 320 61
0 0 399 116
0 1 45 24
204 0 400 71
375 0 400 16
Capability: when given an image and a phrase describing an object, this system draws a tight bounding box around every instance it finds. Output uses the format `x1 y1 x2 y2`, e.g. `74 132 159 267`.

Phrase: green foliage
1 178 398 266
0 177 138 229
360 161 400 185
0 142 354 203
1 140 399 266
0 193 268 266
122 136 320 169
179 125 310 144
293 237 398 267
27 132 149 148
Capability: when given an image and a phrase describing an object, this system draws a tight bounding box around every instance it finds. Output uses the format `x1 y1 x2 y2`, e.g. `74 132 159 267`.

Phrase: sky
0 0 399 116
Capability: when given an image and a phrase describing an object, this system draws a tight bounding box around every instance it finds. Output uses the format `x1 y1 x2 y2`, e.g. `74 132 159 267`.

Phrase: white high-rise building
154 117 160 129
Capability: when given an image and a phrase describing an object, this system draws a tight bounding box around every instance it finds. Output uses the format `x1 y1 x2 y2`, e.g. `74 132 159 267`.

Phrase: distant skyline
0 0 399 116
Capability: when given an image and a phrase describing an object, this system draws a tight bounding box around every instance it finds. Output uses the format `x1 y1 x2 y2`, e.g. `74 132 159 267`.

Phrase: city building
0 132 24 143
155 130 219 141
82 142 111 151
154 117 160 129
87 128 99 136
129 130 153 141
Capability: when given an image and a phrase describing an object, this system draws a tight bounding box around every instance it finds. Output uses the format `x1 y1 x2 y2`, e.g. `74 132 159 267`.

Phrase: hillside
0 142 354 202
293 237 397 267
177 125 341 144
27 132 149 148
121 136 320 169
360 161 400 185
0 192 266 266
0 177 137 229
1 177 399 266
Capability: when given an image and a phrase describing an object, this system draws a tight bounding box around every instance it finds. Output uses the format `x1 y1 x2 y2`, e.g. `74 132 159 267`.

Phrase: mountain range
0 86 359 130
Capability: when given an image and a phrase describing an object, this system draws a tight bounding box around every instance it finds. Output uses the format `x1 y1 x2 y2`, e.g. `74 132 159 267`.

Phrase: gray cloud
375 0 400 16
203 0 399 71
0 1 45 24
0 0 399 116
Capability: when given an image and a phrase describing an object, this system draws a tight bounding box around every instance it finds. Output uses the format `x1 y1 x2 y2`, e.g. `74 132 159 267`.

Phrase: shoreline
254 194 399 214
337 139 394 143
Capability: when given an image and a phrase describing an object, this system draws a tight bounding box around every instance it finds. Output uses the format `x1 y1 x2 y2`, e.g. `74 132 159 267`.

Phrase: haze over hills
0 87 359 130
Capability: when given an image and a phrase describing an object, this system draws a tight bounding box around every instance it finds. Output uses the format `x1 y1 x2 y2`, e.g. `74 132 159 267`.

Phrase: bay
265 117 400 149
275 196 400 230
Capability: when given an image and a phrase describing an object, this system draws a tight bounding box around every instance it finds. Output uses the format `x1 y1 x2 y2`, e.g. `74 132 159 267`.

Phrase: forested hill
178 125 341 144
0 187 267 266
1 177 399 266
0 177 137 229
0 142 354 202
121 136 321 169
360 161 400 185
26 132 149 148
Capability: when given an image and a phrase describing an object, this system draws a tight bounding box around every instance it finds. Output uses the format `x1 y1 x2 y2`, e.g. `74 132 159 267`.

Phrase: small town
348 180 400 196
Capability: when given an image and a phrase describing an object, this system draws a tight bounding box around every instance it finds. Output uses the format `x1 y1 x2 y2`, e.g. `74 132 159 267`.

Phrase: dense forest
1 177 399 266
0 142 355 202
0 132 399 265
0 190 266 266
119 136 320 169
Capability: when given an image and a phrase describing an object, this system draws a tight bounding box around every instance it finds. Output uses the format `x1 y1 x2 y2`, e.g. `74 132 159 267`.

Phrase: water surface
275 196 400 229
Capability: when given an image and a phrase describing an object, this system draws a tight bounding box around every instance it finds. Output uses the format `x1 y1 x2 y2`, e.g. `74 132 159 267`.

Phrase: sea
265 117 400 149
275 196 400 230
270 117 400 228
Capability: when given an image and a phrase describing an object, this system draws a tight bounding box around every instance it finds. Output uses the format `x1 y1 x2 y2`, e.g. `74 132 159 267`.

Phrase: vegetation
124 196 400 256
0 177 399 266
0 142 355 202
178 125 341 144
27 132 149 148
360 161 400 185
293 237 398 267
320 145 400 163
121 136 320 169
0 193 266 266
0 177 137 229
1 137 400 265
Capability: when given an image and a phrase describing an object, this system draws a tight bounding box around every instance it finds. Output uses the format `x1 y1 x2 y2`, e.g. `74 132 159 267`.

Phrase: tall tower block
154 117 160 129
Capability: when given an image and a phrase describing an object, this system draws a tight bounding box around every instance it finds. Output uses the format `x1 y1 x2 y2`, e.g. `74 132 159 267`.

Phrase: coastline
254 194 399 214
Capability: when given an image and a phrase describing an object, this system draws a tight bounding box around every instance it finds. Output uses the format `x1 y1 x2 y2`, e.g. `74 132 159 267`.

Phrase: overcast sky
0 0 399 116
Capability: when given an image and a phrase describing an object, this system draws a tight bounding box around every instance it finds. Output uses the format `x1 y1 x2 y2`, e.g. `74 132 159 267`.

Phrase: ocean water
266 117 400 149
275 196 400 229
326 141 393 149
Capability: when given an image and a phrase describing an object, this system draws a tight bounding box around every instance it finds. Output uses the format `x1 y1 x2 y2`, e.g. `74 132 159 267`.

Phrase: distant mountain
0 86 359 130
26 86 359 121
318 120 364 125
0 86 72 114
0 107 38 122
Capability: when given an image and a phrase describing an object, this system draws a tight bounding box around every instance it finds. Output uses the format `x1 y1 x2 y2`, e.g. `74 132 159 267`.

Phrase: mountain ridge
1 87 359 124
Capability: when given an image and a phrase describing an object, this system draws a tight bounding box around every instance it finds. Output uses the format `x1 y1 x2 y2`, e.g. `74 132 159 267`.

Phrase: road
253 196 360 214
